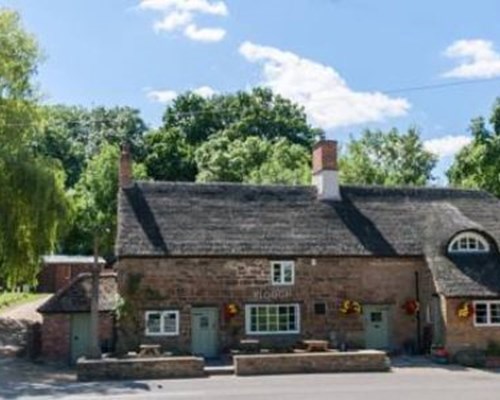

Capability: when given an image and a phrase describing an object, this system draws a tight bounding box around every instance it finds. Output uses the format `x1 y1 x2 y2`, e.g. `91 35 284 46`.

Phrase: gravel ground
0 295 51 323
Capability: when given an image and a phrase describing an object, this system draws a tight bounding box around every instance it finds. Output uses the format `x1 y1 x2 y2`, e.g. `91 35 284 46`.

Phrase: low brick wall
234 350 390 376
77 356 205 381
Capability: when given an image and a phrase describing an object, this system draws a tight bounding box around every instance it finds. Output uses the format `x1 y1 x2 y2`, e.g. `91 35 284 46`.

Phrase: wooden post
87 235 102 359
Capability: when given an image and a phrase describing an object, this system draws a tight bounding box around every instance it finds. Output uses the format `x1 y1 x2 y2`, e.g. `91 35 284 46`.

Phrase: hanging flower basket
457 302 474 319
402 299 420 315
339 299 362 315
224 303 239 321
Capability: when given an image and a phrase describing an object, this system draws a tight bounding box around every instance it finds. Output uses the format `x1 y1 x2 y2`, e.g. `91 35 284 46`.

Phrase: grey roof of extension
116 181 500 297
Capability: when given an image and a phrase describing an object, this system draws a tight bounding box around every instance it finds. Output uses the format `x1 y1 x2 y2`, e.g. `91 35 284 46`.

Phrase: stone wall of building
41 312 115 362
37 263 94 293
40 314 70 361
444 298 500 354
117 256 431 355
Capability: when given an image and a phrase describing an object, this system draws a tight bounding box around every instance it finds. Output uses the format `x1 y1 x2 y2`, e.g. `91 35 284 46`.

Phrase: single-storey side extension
38 272 118 363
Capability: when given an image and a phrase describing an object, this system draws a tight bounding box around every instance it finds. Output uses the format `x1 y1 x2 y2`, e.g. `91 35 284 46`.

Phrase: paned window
245 304 300 334
271 261 295 285
145 310 179 336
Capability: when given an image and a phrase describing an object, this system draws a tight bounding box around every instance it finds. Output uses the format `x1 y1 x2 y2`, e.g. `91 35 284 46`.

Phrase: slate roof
38 272 118 313
116 181 500 297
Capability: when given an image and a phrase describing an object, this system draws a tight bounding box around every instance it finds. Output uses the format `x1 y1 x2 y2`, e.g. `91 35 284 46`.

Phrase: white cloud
154 11 192 32
442 39 500 79
147 89 178 104
184 24 225 42
147 85 217 103
140 0 227 15
139 0 227 42
192 85 217 97
424 135 471 158
239 41 410 130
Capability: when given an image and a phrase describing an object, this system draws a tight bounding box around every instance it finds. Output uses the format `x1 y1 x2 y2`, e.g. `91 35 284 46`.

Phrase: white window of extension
145 310 180 336
448 232 490 253
245 304 300 334
474 301 500 326
271 261 295 285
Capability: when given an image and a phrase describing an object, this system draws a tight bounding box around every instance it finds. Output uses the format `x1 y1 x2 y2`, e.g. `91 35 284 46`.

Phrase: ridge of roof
131 180 494 198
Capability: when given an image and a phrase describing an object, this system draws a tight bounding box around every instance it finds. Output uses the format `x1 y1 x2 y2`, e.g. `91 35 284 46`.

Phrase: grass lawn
0 292 48 312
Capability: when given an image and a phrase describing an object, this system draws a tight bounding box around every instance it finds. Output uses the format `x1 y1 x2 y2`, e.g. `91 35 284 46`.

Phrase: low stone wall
234 350 390 376
77 356 205 381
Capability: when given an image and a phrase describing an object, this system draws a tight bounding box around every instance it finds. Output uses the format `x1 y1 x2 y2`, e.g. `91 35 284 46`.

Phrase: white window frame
448 232 490 254
145 310 180 336
270 261 295 285
473 301 500 327
245 303 300 335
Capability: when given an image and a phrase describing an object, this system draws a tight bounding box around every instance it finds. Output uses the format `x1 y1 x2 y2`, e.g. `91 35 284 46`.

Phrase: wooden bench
138 344 161 357
303 340 329 352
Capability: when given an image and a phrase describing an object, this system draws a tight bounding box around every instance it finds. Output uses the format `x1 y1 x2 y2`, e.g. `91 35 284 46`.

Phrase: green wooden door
191 308 218 358
364 306 390 350
71 313 90 364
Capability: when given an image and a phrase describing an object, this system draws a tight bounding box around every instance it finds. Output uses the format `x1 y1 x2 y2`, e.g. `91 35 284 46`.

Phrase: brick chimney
119 143 133 189
312 140 340 201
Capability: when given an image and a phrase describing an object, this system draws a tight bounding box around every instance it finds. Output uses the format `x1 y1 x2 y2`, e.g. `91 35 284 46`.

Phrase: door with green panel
70 313 90 364
191 307 218 358
363 305 390 350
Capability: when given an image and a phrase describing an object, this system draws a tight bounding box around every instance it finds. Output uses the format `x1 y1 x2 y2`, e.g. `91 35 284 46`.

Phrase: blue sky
4 0 500 181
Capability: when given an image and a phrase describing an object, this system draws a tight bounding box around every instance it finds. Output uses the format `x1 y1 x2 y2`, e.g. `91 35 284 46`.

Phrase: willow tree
0 9 68 288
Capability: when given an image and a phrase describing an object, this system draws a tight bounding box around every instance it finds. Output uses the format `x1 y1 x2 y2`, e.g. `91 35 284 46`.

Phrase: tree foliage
447 98 500 196
64 144 147 256
195 136 311 184
340 127 437 186
35 105 147 187
0 9 68 287
144 88 321 183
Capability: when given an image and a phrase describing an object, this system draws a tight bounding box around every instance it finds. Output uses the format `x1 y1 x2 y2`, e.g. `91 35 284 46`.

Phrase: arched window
448 232 490 253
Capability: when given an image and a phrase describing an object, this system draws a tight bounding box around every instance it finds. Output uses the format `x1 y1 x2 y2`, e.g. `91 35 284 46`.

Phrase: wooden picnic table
239 339 260 353
138 344 161 357
303 340 329 352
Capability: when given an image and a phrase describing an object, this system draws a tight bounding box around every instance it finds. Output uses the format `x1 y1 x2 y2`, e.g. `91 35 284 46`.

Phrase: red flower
224 303 238 321
402 299 420 315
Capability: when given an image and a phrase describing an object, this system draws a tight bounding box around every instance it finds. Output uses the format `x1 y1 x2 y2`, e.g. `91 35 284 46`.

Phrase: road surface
1 362 500 399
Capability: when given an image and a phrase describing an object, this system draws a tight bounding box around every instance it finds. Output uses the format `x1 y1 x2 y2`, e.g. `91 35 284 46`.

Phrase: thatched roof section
117 182 500 256
38 272 118 313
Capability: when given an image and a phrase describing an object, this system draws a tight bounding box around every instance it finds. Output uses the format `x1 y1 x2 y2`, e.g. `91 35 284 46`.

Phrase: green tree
34 105 147 188
0 9 68 287
447 98 500 196
195 135 311 184
145 87 322 182
143 128 197 182
340 127 437 186
63 144 147 256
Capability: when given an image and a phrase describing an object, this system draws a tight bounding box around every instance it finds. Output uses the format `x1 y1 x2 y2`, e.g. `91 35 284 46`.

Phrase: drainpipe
415 271 422 354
